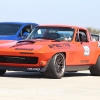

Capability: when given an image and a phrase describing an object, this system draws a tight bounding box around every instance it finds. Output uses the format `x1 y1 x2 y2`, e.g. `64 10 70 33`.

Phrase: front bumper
0 50 53 72
0 66 47 72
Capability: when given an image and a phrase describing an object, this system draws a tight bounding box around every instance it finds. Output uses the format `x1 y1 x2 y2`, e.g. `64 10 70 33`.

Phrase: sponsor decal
80 60 89 63
15 48 33 51
48 43 70 48
11 42 32 48
27 68 40 71
83 46 90 56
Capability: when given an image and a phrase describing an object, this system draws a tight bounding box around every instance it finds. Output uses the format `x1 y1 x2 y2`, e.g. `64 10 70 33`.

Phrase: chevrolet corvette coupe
0 25 100 79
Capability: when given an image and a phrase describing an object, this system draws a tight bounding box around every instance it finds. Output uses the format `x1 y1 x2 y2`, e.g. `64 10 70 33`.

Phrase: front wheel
0 70 6 76
44 53 65 79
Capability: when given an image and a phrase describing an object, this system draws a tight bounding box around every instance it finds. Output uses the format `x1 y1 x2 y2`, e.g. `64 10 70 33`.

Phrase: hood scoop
11 40 35 48
17 40 35 43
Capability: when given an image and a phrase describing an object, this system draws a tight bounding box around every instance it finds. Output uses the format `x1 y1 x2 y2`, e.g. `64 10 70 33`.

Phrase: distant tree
87 27 100 34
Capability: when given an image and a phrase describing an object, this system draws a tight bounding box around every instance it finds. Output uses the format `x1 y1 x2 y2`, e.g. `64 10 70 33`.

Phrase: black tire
90 56 100 76
0 70 6 76
44 53 65 79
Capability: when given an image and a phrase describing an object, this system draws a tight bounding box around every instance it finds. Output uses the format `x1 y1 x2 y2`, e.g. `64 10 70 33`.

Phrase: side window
22 25 32 33
18 25 32 38
75 29 89 42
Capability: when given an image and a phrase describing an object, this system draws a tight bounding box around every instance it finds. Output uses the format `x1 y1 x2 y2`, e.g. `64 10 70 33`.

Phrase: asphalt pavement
0 70 100 100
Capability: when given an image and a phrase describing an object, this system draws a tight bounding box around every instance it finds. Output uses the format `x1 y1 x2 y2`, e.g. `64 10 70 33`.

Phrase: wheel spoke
55 54 65 76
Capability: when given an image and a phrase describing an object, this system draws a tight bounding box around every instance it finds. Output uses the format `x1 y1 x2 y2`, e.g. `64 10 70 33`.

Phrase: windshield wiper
33 37 60 42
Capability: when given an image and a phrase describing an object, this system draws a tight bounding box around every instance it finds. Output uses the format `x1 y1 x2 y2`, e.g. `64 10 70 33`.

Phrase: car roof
0 22 38 25
37 24 87 30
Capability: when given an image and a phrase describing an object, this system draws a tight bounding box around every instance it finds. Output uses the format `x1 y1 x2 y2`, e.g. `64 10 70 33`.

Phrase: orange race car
0 24 100 79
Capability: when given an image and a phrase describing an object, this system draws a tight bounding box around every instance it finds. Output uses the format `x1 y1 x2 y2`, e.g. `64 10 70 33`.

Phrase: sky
0 0 100 29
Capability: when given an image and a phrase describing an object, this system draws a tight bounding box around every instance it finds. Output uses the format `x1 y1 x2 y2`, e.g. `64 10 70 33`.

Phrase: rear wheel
0 70 6 76
44 53 65 79
90 56 100 76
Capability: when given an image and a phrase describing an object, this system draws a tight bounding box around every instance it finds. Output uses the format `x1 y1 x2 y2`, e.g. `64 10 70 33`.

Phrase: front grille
0 56 38 64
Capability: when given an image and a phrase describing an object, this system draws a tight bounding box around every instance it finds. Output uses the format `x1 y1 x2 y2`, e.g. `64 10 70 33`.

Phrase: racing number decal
83 46 90 56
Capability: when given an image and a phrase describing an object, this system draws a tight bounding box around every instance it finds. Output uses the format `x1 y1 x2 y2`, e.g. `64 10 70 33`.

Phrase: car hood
11 39 51 50
0 39 71 50
0 39 51 49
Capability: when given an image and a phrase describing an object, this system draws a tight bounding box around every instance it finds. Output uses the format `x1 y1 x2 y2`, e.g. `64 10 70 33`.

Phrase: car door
67 33 85 65
78 29 96 64
66 30 85 65
67 29 95 65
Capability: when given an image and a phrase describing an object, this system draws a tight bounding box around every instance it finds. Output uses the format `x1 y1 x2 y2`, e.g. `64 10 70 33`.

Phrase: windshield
27 27 75 41
0 23 21 35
